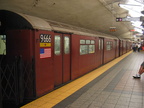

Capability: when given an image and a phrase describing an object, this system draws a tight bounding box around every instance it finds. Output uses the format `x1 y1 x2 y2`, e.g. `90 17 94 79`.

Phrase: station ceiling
0 0 139 40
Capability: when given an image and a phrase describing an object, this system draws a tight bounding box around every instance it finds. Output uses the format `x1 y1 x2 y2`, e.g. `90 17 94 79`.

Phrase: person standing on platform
133 61 144 78
132 43 136 52
137 43 141 52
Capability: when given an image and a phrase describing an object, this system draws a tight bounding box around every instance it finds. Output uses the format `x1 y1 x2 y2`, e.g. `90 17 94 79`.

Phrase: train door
123 41 126 54
119 40 123 56
115 39 119 57
34 30 55 96
54 33 71 86
99 38 104 65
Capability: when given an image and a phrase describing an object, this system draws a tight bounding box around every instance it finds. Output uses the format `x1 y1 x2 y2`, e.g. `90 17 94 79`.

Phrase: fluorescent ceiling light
119 4 143 16
119 0 144 34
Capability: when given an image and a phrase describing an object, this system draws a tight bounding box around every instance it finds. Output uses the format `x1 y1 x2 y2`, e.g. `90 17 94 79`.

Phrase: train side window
91 40 95 44
80 40 85 44
0 35 6 55
80 45 88 55
80 39 95 55
89 45 95 53
54 35 61 55
106 41 113 50
86 40 90 44
106 42 111 50
64 36 70 54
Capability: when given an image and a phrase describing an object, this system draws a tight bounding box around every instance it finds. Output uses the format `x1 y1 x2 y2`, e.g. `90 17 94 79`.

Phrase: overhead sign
116 17 140 22
109 27 116 32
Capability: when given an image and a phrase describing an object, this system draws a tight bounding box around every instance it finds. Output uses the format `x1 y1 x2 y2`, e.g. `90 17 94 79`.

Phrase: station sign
116 17 140 22
109 27 116 32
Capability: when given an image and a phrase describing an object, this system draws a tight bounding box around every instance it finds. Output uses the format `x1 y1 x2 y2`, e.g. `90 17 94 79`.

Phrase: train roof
19 11 117 39
46 20 118 39
1 10 118 39
48 20 120 40
19 13 52 31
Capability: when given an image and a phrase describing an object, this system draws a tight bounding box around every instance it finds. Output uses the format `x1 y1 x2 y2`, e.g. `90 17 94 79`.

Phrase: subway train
0 10 132 106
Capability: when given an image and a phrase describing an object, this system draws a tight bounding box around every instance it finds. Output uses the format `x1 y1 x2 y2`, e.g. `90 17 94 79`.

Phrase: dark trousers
133 47 136 52
138 48 141 52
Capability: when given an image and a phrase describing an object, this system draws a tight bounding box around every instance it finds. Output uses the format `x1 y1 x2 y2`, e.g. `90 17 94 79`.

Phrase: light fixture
119 3 143 16
118 0 144 34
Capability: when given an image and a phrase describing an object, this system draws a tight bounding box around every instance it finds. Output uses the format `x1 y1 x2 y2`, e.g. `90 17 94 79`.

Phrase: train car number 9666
40 34 51 43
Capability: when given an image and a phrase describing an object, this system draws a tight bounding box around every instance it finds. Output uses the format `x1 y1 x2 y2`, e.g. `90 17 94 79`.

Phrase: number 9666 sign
40 34 51 47
40 34 51 43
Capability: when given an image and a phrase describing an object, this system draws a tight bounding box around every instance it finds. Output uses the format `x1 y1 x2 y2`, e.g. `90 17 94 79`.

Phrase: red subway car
0 10 132 105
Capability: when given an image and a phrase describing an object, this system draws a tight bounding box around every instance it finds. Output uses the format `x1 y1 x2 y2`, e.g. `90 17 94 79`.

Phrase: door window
54 35 61 55
64 36 70 54
99 39 103 50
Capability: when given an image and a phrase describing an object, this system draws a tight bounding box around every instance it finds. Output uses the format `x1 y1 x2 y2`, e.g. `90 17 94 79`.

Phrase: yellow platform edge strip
21 51 132 108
